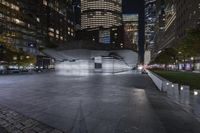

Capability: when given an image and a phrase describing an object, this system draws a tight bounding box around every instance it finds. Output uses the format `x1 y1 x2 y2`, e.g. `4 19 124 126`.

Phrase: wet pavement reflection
1 72 200 133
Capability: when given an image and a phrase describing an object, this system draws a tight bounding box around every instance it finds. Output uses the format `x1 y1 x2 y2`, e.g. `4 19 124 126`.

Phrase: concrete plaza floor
0 71 200 133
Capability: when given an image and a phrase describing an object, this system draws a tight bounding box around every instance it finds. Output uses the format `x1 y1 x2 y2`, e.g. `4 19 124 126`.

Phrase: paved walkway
0 126 7 133
0 72 200 133
0 105 64 133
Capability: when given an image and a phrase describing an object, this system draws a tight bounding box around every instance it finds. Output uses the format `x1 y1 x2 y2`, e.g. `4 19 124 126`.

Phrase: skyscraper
145 0 156 51
176 0 200 40
81 0 122 29
148 0 200 61
123 14 139 51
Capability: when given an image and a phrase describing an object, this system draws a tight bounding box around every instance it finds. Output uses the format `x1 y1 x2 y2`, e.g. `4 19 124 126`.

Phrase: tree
176 24 200 59
16 52 36 67
154 48 178 66
0 46 36 67
174 24 200 70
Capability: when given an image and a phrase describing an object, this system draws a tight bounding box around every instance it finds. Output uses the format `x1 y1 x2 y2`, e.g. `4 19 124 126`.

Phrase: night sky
123 0 145 62
123 0 142 13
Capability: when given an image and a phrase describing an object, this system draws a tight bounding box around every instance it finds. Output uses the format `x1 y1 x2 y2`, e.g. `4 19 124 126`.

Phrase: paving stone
49 129 64 133
23 128 37 133
13 123 24 129
0 105 65 133
5 125 18 132
32 126 43 132
0 126 8 133
11 130 22 133
7 118 15 123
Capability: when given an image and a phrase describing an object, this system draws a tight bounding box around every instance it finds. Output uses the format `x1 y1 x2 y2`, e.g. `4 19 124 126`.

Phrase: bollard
162 81 171 92
179 85 190 104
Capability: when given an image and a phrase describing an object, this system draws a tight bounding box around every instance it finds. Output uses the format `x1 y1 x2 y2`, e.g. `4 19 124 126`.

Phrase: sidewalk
0 126 8 133
0 105 64 133
1 72 200 133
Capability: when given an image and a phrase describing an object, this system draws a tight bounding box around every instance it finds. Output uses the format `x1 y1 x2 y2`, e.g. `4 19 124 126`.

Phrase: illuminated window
36 17 40 22
48 27 54 32
48 32 54 37
43 0 48 6
56 30 59 34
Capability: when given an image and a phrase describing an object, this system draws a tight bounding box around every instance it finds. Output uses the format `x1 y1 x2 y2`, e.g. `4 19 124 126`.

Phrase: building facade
152 0 165 58
0 0 75 53
79 0 123 49
146 0 175 59
77 26 124 49
145 0 156 52
147 0 200 61
123 14 139 51
175 0 200 41
155 0 176 52
81 0 122 29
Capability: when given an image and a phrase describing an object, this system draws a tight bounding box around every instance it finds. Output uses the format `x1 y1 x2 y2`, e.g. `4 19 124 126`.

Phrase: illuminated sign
99 30 110 44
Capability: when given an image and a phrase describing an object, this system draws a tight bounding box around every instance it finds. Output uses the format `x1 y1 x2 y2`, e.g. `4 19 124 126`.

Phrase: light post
178 51 186 70
177 51 182 70
191 57 195 71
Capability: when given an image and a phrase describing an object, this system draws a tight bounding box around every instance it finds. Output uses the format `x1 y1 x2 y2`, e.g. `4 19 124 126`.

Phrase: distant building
72 0 81 30
79 0 123 49
78 26 124 49
81 0 122 29
122 14 139 51
145 0 167 59
148 0 200 61
155 0 176 53
152 0 166 58
175 0 200 41
145 0 156 52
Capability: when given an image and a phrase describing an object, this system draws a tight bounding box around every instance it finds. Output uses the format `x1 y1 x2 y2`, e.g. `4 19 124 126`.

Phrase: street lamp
180 86 184 90
194 90 198 96
158 50 162 54
191 57 195 71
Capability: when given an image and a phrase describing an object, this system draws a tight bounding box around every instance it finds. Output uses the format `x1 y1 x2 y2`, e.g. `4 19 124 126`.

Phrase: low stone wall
146 70 188 93
146 70 179 92
146 70 166 91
